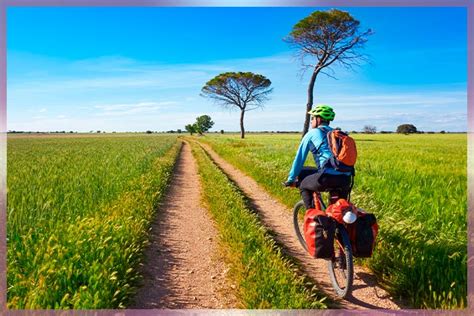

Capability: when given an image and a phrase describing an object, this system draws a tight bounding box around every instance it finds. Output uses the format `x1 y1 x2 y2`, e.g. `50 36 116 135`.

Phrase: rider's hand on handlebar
283 180 295 187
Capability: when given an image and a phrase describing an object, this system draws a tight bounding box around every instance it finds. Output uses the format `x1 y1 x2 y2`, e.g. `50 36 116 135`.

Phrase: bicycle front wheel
327 226 354 298
293 200 307 251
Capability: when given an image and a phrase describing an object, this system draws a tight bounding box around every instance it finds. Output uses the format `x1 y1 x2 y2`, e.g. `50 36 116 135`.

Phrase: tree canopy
195 115 214 135
286 9 373 72
285 9 373 136
201 72 272 138
185 115 214 136
201 72 272 110
185 124 196 135
363 125 377 134
397 124 418 134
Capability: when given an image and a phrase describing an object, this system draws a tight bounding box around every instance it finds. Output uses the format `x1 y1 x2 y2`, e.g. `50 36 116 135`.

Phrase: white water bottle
343 210 357 224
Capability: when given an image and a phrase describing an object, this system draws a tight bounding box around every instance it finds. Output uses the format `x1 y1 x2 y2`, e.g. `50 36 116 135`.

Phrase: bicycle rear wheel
292 200 307 251
327 226 354 298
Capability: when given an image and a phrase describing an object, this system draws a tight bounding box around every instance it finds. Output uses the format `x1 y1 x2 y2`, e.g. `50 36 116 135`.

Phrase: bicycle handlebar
282 181 297 188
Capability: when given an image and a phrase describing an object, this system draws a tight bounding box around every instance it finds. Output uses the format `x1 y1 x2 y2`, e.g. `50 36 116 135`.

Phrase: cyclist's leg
299 172 323 209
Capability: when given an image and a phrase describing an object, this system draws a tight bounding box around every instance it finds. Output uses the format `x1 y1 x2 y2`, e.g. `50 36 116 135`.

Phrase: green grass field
6 132 467 309
198 133 467 309
7 134 180 309
190 140 327 309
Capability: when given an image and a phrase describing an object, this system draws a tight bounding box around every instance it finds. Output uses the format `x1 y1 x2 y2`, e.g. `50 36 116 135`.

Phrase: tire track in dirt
131 142 236 309
199 142 405 310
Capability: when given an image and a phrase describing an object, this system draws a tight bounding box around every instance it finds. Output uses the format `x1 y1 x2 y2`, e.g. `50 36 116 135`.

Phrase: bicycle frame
290 170 354 298
312 190 339 211
310 190 353 297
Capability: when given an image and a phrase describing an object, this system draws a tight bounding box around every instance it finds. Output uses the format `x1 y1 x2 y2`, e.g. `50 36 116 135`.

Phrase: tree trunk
240 110 245 139
302 67 320 137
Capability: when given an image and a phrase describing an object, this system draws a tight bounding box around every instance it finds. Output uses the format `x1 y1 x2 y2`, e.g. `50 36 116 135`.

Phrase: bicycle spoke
327 227 353 298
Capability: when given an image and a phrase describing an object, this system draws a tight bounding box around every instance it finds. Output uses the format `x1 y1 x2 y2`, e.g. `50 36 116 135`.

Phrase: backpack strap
316 126 328 152
347 174 355 202
315 126 336 172
316 126 330 154
327 130 336 154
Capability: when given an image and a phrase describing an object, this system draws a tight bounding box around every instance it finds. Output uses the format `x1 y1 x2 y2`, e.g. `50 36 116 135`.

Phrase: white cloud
7 51 468 132
93 101 179 117
7 52 299 96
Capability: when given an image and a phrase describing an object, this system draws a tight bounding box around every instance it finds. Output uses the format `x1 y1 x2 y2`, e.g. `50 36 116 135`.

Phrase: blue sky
7 7 467 132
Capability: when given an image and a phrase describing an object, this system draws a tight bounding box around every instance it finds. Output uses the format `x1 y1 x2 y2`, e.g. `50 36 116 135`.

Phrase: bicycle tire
292 200 307 251
327 225 354 298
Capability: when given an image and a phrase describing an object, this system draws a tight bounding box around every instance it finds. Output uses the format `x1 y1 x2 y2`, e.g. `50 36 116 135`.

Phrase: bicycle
288 167 354 298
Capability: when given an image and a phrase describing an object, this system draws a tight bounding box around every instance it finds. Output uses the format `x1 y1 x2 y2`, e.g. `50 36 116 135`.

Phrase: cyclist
284 104 352 209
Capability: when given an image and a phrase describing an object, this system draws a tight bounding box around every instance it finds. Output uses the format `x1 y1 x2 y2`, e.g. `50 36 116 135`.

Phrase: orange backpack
325 129 357 174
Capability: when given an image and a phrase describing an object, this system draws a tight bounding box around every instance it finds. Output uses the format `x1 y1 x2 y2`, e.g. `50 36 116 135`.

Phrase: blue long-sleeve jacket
287 124 350 182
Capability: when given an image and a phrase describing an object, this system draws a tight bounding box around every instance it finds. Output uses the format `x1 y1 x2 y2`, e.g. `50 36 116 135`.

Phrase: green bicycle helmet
308 104 335 121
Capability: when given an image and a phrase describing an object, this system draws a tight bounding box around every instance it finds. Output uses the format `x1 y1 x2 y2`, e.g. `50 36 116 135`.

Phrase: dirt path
199 142 405 310
131 142 236 309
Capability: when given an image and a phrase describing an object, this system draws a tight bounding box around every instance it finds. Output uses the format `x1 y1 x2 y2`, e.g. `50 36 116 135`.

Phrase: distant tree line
7 130 78 134
353 124 461 134
7 123 464 135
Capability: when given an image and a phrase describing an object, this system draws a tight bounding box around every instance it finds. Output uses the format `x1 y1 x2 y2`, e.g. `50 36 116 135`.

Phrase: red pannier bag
346 209 379 258
303 208 336 259
325 198 357 224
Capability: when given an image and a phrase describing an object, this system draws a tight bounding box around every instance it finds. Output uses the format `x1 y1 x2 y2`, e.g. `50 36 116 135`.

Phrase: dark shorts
299 170 352 209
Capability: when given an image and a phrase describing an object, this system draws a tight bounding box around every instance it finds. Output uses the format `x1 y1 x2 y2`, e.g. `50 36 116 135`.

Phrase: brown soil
199 142 406 310
131 142 237 309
